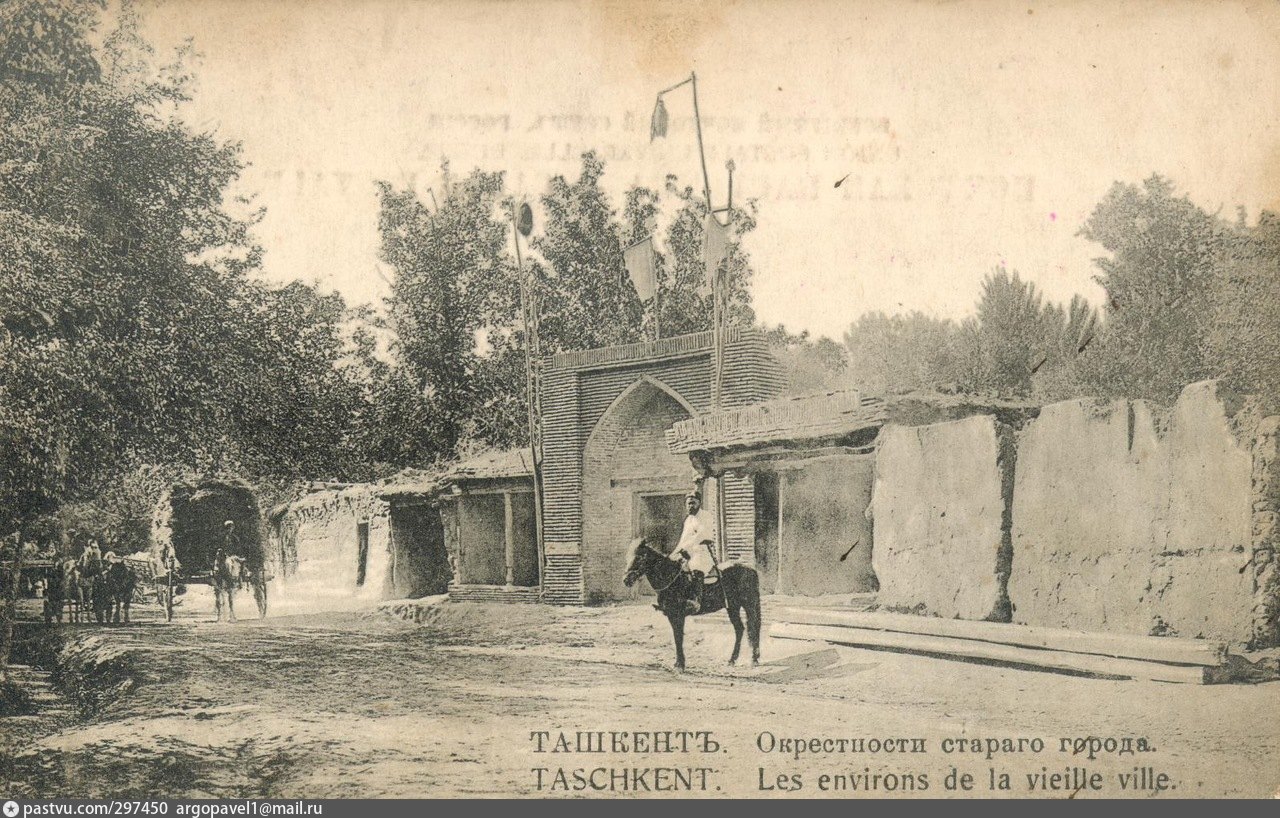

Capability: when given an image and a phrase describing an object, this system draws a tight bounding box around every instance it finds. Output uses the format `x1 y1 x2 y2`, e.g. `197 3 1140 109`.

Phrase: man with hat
668 488 718 614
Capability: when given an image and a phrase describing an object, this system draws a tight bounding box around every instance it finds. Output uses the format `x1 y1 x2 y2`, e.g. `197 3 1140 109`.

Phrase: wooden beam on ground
770 621 1214 684
778 607 1228 667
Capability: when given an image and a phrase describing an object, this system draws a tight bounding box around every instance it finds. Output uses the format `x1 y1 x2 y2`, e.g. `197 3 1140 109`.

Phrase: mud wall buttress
1251 416 1280 647
870 415 1013 620
1008 381 1264 643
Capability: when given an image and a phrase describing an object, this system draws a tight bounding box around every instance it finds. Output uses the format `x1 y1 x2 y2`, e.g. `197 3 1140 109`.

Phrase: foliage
533 151 643 351
1072 175 1222 403
0 0 369 538
374 151 765 456
762 324 848 394
1204 211 1280 408
376 165 518 460
843 311 961 396
838 175 1275 408
648 175 758 337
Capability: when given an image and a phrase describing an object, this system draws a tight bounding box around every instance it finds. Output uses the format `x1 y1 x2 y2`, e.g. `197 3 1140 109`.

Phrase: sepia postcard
1 0 1279 803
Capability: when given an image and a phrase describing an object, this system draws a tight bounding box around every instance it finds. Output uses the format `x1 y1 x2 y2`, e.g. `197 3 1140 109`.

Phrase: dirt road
3 596 1278 799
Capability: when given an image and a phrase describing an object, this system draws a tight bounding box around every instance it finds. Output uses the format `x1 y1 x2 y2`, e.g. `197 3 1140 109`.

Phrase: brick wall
540 328 783 604
582 382 698 603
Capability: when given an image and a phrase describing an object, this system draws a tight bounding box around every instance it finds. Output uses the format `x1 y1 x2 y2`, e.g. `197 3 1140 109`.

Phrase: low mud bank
8 624 153 720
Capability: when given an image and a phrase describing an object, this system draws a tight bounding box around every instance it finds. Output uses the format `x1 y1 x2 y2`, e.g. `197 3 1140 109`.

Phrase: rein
647 552 683 594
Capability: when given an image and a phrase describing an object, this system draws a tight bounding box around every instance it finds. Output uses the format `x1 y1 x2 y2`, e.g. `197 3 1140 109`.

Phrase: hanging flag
650 97 669 141
516 203 534 237
702 214 730 293
623 236 657 302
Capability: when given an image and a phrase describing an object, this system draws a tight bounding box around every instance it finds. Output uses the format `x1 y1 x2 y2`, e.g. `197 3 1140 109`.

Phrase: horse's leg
727 603 745 666
667 613 686 671
226 585 237 623
747 594 762 665
214 584 224 622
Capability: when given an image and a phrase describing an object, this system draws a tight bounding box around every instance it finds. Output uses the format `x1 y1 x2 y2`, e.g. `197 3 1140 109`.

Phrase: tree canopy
0 0 370 538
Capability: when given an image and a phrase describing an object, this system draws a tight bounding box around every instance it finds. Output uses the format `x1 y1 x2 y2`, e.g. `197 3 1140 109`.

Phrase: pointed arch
584 375 697 452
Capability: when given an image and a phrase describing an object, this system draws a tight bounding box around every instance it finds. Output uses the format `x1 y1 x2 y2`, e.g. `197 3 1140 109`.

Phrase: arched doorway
581 378 697 603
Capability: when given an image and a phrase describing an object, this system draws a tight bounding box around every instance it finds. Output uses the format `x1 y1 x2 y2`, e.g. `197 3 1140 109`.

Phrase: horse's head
623 538 658 587
225 555 250 583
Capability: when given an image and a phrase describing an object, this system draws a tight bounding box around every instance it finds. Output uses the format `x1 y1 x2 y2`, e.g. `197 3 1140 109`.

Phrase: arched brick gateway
581 377 698 602
539 328 782 605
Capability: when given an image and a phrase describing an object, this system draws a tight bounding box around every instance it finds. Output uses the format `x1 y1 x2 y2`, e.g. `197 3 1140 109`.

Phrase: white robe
671 510 717 574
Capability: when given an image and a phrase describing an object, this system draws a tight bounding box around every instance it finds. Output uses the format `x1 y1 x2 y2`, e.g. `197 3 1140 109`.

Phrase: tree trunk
0 535 24 682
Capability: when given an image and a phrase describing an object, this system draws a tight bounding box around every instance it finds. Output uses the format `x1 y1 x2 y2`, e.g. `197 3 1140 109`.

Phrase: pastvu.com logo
3 800 19 817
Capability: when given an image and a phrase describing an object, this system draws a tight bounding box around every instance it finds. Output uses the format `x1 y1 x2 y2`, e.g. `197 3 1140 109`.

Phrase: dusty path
2 598 1278 799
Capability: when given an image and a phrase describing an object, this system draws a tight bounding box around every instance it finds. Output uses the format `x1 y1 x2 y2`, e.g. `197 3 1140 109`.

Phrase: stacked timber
772 607 1270 684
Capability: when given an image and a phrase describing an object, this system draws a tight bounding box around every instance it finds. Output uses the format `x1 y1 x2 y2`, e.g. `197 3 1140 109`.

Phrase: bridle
643 548 683 594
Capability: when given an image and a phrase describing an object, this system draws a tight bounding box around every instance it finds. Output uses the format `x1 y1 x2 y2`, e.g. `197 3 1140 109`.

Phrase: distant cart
151 478 270 621
121 555 163 606
0 558 59 597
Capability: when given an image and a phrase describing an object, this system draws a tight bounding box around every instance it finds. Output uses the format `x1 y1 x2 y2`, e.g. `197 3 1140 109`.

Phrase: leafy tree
0 0 373 539
1202 211 1280 409
1029 294 1100 402
1076 175 1221 402
955 268 1053 396
651 176 757 337
843 311 961 395
762 325 848 394
376 165 519 460
533 151 643 351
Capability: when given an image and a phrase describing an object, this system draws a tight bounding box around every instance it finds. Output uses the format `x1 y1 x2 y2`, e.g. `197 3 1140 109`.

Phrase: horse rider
213 520 248 584
79 538 103 578
221 520 240 552
668 490 719 614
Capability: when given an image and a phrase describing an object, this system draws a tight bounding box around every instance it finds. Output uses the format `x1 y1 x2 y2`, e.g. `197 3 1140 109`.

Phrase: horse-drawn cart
151 540 269 622
121 555 163 606
152 478 270 622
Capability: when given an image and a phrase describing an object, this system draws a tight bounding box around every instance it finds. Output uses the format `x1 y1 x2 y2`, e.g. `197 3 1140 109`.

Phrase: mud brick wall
1009 381 1274 645
270 486 391 604
870 415 1015 621
1250 416 1280 646
779 456 877 595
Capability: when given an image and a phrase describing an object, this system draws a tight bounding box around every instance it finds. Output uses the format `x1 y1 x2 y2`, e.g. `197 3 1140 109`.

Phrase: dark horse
623 540 762 670
93 560 137 624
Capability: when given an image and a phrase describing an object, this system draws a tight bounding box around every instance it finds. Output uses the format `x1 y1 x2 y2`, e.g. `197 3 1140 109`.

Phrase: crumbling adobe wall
1009 381 1271 644
870 415 1015 621
1251 416 1280 646
779 456 877 595
271 485 391 605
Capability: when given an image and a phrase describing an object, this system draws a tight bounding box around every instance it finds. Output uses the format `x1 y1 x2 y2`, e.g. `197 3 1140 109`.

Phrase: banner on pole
702 213 729 294
623 236 657 302
650 97 669 141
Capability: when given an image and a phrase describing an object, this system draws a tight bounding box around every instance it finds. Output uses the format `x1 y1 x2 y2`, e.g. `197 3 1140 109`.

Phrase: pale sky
139 0 1280 340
